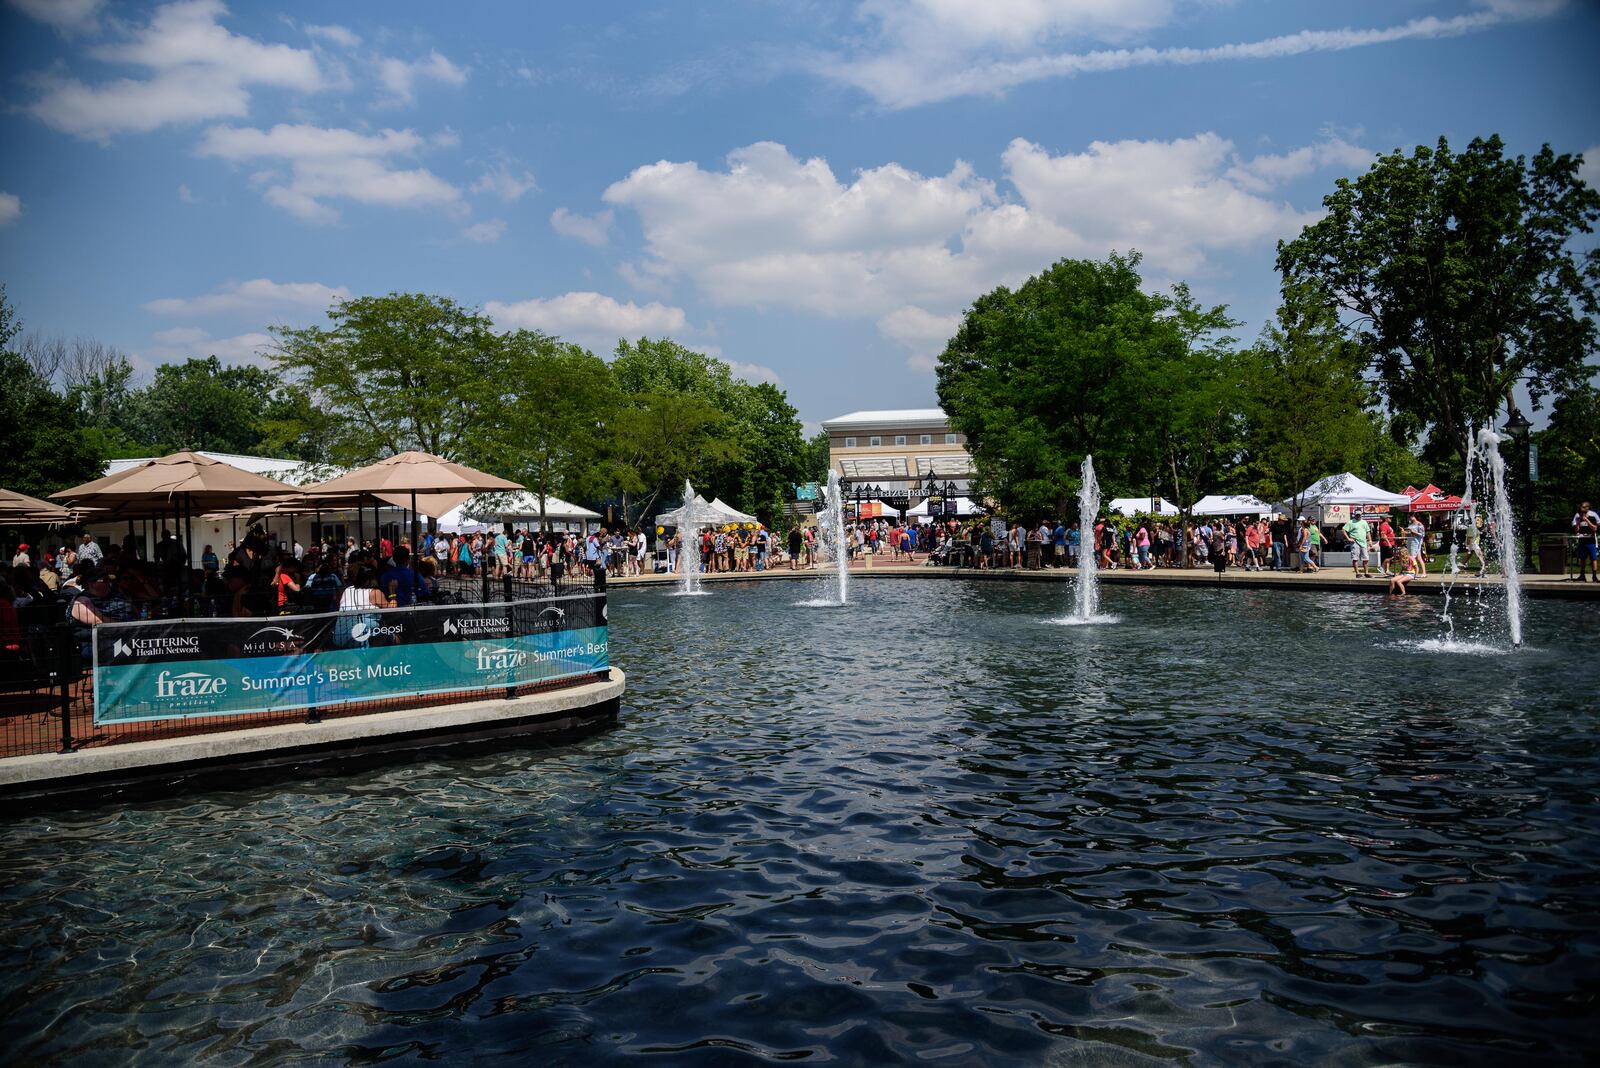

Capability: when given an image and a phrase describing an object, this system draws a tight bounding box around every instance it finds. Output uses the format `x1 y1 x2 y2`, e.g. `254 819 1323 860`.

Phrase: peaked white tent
1191 494 1273 516
709 497 759 525
437 491 601 533
1107 497 1178 517
656 485 734 529
1288 473 1412 508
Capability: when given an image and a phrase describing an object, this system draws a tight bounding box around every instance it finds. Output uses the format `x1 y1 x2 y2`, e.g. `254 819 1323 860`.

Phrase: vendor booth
1190 494 1272 517
1107 497 1178 517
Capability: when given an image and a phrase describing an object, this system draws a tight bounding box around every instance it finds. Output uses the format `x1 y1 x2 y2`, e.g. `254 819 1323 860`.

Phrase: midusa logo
247 625 299 642
155 670 228 699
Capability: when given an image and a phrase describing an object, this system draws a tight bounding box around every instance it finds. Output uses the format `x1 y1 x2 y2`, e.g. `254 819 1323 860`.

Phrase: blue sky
1 0 1596 431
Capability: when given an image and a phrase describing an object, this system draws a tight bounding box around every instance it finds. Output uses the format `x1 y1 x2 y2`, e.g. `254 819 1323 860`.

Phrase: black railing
0 569 610 760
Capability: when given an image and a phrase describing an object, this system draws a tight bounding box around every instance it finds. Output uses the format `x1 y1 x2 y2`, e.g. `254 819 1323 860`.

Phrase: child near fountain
1389 548 1417 595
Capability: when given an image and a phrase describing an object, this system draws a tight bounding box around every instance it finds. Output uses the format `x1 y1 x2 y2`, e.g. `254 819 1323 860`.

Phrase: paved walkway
607 559 1600 600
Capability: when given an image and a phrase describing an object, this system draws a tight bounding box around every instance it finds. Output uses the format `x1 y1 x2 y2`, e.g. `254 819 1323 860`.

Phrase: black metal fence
0 569 612 760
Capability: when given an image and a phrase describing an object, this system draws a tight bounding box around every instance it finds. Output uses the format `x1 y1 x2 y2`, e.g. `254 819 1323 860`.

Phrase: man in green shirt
1342 513 1374 577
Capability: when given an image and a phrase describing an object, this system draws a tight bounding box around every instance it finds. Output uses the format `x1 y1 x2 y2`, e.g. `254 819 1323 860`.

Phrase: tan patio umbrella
51 452 298 609
299 451 520 553
0 487 81 524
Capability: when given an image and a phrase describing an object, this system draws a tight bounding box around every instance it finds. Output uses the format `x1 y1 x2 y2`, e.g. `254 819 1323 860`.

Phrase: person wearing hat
10 543 30 568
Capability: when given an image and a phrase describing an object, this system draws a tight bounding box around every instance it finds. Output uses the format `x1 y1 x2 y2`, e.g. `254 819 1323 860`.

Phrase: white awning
1107 497 1178 517
1191 494 1273 516
1289 473 1413 507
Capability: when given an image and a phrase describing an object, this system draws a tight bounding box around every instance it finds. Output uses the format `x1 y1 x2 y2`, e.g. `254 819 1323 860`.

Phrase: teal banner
93 596 609 725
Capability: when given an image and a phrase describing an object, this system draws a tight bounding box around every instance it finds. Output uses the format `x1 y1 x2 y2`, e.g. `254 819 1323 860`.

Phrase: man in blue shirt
382 547 420 607
1052 522 1067 567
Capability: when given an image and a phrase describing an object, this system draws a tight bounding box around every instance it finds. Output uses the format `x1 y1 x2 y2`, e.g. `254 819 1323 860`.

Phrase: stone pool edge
0 670 625 809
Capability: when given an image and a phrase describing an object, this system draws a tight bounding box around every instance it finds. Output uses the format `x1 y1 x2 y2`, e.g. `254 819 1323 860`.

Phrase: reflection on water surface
2 580 1597 1064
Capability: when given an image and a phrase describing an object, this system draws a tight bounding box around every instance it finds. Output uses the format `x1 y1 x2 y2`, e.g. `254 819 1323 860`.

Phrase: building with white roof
819 408 974 514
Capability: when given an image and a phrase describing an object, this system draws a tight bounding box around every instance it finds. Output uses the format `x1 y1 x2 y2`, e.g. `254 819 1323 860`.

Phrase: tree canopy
1277 135 1600 460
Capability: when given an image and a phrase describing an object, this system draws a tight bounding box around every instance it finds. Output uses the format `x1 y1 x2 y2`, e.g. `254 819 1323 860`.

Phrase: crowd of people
0 523 651 660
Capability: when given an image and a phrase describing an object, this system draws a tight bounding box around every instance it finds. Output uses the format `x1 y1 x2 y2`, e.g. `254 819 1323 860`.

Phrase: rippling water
3 579 1599 1065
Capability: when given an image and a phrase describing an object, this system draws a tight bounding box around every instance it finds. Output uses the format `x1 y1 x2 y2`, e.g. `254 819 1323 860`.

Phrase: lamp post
1502 407 1534 571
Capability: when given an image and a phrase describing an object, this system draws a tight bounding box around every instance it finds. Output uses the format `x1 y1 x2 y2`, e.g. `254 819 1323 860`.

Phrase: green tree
612 336 805 521
491 330 619 529
271 293 499 463
801 429 831 487
1277 135 1600 461
1137 284 1244 522
607 392 743 527
0 287 105 496
127 356 276 454
255 384 343 465
936 252 1178 518
1240 287 1375 521
1533 385 1600 530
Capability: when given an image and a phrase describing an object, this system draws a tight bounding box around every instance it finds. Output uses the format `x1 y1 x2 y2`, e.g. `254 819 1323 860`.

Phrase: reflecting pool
3 579 1598 1064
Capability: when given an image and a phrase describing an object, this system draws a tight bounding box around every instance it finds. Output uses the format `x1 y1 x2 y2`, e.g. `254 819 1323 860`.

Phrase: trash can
1538 535 1569 576
1026 544 1041 570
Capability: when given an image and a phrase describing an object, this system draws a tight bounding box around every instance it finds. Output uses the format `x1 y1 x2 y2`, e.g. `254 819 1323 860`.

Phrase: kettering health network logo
443 614 509 637
111 634 201 659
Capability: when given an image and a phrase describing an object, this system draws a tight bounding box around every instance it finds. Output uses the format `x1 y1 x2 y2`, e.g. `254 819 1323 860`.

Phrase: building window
919 434 931 445
894 435 907 446
869 436 882 447
944 433 957 444
844 436 856 448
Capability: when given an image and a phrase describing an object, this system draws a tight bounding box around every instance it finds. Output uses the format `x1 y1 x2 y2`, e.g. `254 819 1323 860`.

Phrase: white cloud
145 278 350 316
1580 144 1599 191
550 207 613 246
604 134 1362 362
378 50 467 105
9 0 103 33
819 0 1563 108
197 123 460 222
0 192 20 226
146 328 274 365
177 183 197 203
463 219 507 243
727 360 784 386
305 23 360 49
25 0 328 139
471 164 537 202
151 326 209 344
486 292 689 350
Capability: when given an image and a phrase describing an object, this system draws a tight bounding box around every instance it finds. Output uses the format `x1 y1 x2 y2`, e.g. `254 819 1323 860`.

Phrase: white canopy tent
656 486 737 530
1287 473 1412 508
437 491 601 533
906 495 986 517
1107 497 1178 517
1191 494 1273 517
709 497 759 525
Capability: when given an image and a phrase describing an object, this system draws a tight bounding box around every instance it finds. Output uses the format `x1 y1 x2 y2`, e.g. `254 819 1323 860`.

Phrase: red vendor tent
1405 484 1464 512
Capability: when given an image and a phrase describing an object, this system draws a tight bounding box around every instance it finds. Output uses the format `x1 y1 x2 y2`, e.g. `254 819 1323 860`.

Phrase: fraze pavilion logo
111 634 201 659
154 669 228 699
473 645 527 672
